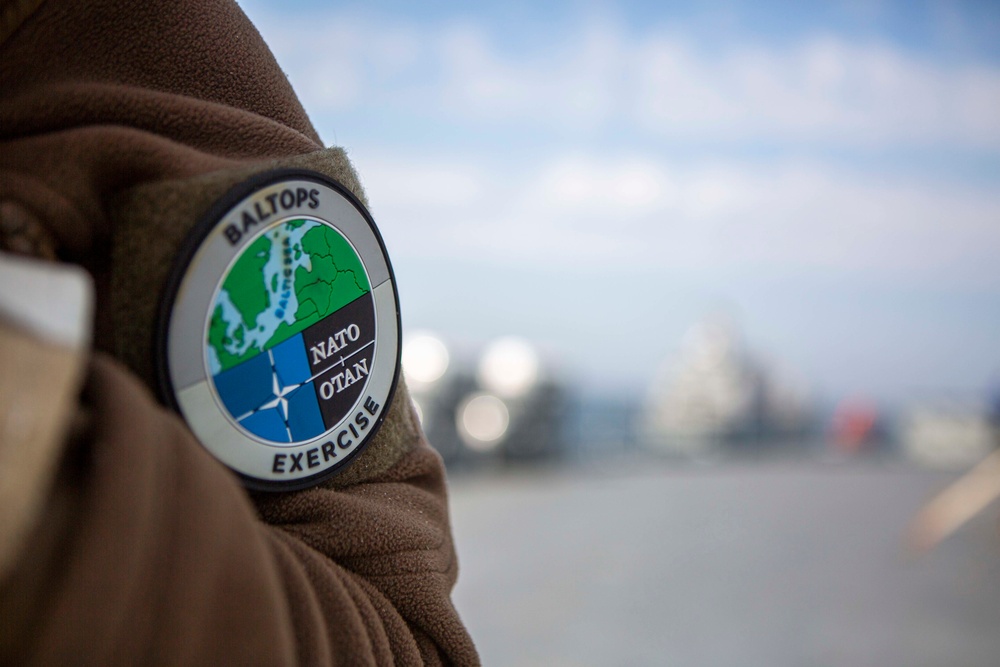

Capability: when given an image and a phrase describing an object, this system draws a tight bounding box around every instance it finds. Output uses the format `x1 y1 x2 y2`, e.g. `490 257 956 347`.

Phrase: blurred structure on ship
403 332 568 467
900 400 999 469
640 317 812 456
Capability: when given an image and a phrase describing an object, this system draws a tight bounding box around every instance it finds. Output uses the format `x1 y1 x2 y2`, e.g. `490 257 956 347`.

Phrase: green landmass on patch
223 234 271 326
207 304 257 371
206 221 370 374
290 224 370 329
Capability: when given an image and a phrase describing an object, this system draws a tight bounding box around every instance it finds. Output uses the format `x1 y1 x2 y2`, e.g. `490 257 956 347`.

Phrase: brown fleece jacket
0 1 478 665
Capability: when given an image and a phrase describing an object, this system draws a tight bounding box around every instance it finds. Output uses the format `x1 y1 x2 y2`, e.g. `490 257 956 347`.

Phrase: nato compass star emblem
236 348 306 443
158 169 401 491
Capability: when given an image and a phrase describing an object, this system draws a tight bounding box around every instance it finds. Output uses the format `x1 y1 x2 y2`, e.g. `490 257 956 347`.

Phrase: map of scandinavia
206 218 377 444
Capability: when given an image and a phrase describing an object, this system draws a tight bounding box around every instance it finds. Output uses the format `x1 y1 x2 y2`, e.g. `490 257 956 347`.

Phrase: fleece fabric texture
0 0 479 664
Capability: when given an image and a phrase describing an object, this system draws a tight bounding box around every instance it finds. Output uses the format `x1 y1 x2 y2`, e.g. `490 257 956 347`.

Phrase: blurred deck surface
449 458 1000 667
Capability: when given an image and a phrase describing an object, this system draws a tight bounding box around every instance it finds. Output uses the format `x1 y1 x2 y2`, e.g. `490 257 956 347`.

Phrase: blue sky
240 0 1000 406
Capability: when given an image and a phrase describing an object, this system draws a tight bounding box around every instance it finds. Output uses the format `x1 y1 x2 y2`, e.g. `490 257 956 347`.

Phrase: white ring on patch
159 170 401 491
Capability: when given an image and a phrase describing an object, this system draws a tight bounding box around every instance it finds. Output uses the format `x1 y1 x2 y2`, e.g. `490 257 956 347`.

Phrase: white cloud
353 150 1000 287
535 156 675 212
435 23 628 132
248 9 1000 148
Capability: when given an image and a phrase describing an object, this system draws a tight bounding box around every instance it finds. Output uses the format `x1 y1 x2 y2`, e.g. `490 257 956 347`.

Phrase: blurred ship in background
404 321 998 471
639 317 812 457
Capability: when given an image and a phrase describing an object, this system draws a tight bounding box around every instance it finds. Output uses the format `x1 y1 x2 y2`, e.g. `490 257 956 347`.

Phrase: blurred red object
830 397 879 453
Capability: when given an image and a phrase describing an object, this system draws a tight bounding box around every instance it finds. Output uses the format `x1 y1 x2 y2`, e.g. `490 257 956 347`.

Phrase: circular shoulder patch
158 170 400 491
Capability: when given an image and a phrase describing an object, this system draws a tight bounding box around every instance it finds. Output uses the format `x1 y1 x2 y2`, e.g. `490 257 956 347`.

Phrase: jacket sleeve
0 352 479 666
